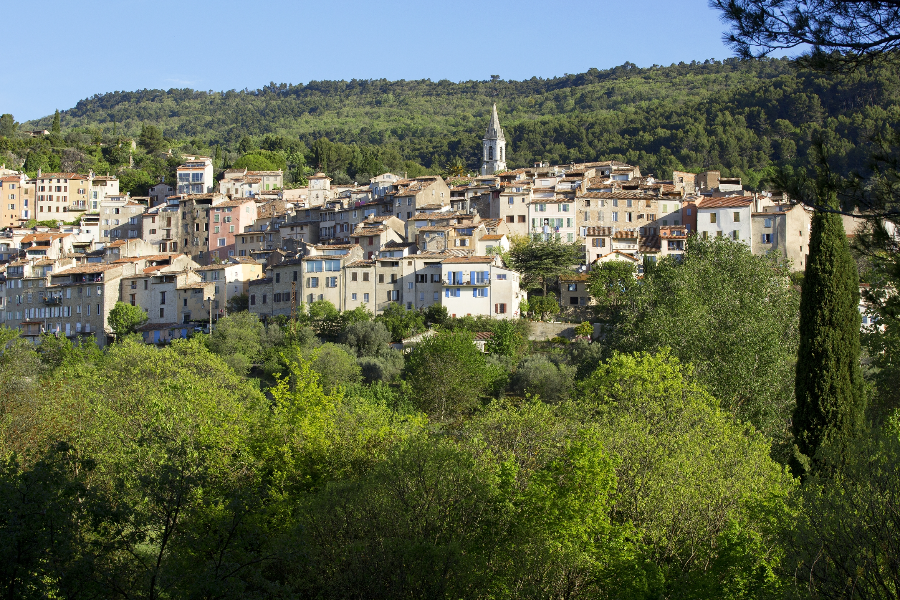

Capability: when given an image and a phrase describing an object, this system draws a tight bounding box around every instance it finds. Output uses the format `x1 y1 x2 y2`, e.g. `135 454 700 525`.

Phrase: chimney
37 168 42 177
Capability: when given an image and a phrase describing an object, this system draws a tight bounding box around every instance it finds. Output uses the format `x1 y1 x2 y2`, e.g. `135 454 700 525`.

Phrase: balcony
43 296 62 305
443 278 490 286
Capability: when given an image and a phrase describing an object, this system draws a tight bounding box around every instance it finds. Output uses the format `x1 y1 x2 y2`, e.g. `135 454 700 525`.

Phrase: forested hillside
10 57 900 189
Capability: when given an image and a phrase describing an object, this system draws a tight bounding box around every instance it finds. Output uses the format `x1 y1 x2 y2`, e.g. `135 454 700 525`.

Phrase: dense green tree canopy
107 301 148 339
613 236 800 448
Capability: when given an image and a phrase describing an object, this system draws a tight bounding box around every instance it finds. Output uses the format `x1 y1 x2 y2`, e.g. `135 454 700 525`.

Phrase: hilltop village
1 105 817 346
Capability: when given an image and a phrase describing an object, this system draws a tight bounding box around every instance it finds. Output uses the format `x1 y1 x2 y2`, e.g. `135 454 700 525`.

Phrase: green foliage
423 303 449 326
0 113 16 138
106 301 148 339
573 350 796 598
484 318 529 359
587 260 638 323
529 293 561 321
23 59 900 188
614 236 800 450
375 302 425 341
232 151 283 171
51 110 60 133
138 122 166 154
340 319 392 357
510 354 576 402
575 321 594 337
403 330 492 420
507 237 583 294
358 351 405 384
226 292 249 313
787 418 900 599
306 342 362 393
205 311 266 375
794 199 866 474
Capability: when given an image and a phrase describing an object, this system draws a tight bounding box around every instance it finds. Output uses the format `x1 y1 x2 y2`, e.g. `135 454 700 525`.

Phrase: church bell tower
481 103 507 175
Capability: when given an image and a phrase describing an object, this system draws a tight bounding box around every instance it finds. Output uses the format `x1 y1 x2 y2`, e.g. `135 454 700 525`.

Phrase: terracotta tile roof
473 331 494 341
112 254 178 264
480 234 505 240
52 263 120 275
21 232 71 243
640 236 661 252
698 196 754 209
595 251 639 262
345 260 376 267
136 322 182 331
578 191 652 199
441 256 494 264
177 282 214 290
417 226 453 232
584 226 613 237
35 173 88 180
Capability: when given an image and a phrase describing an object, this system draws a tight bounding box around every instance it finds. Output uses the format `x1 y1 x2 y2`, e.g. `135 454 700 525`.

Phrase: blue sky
5 0 744 122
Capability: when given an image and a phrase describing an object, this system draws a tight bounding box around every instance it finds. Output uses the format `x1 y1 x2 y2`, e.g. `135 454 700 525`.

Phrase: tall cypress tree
51 109 60 133
793 193 866 475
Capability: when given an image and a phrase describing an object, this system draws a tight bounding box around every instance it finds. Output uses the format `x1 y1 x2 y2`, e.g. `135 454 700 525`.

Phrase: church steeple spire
481 103 507 175
486 103 505 142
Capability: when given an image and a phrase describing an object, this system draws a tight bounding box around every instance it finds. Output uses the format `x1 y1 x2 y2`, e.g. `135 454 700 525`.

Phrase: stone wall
528 321 576 340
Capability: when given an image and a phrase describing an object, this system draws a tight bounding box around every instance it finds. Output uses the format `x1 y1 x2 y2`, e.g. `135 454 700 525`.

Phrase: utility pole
207 296 213 334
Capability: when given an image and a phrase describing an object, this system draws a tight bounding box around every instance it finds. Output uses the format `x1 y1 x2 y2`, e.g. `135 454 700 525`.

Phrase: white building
440 256 525 319
176 157 214 195
696 196 754 243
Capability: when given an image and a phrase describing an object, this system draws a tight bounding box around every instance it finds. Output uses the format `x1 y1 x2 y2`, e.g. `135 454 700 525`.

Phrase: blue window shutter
457 271 463 284
445 288 449 298
473 288 477 297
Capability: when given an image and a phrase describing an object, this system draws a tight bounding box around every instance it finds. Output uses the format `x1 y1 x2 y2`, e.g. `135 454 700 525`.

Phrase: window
567 283 577 291
325 259 341 271
495 303 506 314
710 213 717 224
733 211 741 222
732 230 740 240
506 215 514 223
326 277 337 288
363 293 369 303
308 277 319 288
473 288 487 297
160 291 166 305
262 295 267 304
378 274 385 283
307 260 323 272
159 308 165 318
275 273 281 283
407 282 414 289
363 272 370 282
612 212 618 222
762 233 772 243
518 215 526 223
763 218 772 228
352 272 358 282
352 293 357 301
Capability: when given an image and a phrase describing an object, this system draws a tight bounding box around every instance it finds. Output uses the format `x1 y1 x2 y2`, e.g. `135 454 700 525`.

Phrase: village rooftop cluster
0 106 821 346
